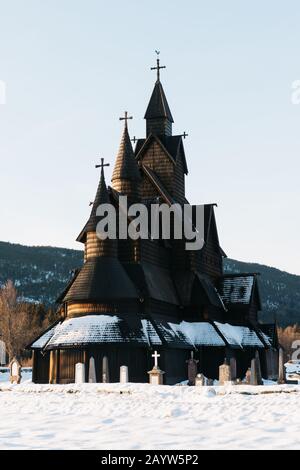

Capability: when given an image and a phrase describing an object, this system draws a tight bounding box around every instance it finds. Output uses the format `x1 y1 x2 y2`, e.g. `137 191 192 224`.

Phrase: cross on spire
152 350 160 368
95 158 110 172
119 111 133 128
180 131 189 139
151 51 166 82
131 136 137 144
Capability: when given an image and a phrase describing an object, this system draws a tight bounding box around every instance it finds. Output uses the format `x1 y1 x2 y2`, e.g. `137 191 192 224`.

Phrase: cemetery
1 364 300 450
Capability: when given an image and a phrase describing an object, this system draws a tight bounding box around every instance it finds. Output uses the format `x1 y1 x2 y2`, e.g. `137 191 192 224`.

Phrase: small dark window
239 286 247 298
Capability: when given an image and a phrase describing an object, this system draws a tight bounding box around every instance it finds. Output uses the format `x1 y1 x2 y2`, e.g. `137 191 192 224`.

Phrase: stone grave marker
278 348 285 384
88 356 96 383
245 368 251 384
120 365 129 384
9 358 22 384
250 354 263 386
195 373 205 386
230 357 237 381
219 361 231 385
102 356 110 383
186 351 199 386
75 362 85 384
255 350 263 385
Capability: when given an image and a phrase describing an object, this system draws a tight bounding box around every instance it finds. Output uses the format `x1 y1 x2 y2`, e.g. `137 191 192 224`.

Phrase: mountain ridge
0 240 299 327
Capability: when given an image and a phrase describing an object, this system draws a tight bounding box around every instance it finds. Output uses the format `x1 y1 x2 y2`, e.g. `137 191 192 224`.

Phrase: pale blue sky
0 1 299 274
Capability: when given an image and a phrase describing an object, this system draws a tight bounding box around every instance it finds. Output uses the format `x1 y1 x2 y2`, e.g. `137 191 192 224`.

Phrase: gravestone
230 357 237 381
75 362 85 384
186 351 199 386
255 350 263 385
219 362 231 385
278 348 285 384
102 356 110 383
88 356 96 383
9 358 22 384
148 350 165 385
120 365 129 384
250 353 263 385
195 373 205 386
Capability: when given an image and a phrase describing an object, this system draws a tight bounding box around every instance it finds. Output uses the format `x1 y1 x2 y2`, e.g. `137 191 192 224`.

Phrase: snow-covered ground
1 377 300 450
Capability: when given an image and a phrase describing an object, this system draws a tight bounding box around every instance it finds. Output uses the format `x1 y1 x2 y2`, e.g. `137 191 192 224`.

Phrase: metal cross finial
152 350 160 368
119 111 133 128
181 131 189 139
151 51 166 81
95 158 110 172
131 136 137 144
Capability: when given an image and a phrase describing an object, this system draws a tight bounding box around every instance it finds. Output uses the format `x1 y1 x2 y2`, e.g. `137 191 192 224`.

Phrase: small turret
111 112 141 201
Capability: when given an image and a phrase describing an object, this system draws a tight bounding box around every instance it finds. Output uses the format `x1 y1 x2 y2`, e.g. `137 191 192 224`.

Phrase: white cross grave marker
152 350 160 368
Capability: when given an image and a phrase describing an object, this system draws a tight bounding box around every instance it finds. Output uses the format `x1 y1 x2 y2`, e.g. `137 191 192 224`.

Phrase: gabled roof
135 134 188 174
217 273 261 309
173 270 226 309
63 257 139 303
144 80 174 122
141 164 173 204
123 262 180 305
112 124 141 183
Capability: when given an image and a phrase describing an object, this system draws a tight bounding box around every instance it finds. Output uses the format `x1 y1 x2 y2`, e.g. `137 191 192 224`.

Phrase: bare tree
0 280 42 362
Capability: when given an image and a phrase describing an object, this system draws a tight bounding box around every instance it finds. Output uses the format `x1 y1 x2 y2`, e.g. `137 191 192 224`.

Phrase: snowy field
1 374 300 450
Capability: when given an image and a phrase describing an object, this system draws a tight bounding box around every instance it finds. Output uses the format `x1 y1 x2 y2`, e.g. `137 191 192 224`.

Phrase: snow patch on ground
0 379 300 449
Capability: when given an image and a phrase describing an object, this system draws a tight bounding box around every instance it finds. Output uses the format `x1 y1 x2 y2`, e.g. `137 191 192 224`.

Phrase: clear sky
0 1 299 274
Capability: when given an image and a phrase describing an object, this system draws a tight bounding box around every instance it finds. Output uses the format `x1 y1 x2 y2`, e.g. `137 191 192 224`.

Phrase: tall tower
144 55 174 137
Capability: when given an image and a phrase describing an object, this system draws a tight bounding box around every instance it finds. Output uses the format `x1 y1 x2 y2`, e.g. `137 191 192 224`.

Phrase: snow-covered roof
30 314 269 352
168 321 225 347
214 322 264 348
31 326 57 349
46 315 150 349
141 319 162 346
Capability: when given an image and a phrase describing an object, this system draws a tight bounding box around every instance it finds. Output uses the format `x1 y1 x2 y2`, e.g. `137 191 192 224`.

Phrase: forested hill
0 241 299 327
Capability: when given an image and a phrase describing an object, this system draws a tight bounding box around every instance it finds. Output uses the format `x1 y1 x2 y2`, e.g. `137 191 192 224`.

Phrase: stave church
29 58 278 384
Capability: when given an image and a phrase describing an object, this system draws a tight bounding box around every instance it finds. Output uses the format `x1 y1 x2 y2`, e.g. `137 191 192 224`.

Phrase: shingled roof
135 134 188 174
144 80 174 122
63 257 139 303
112 124 141 183
213 322 267 349
217 274 261 307
77 167 110 242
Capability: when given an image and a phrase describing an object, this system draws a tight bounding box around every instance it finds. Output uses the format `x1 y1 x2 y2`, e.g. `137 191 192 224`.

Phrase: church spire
85 159 110 233
111 113 141 199
144 52 174 137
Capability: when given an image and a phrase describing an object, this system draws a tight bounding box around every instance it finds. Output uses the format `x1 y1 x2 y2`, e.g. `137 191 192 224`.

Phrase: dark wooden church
29 58 278 384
